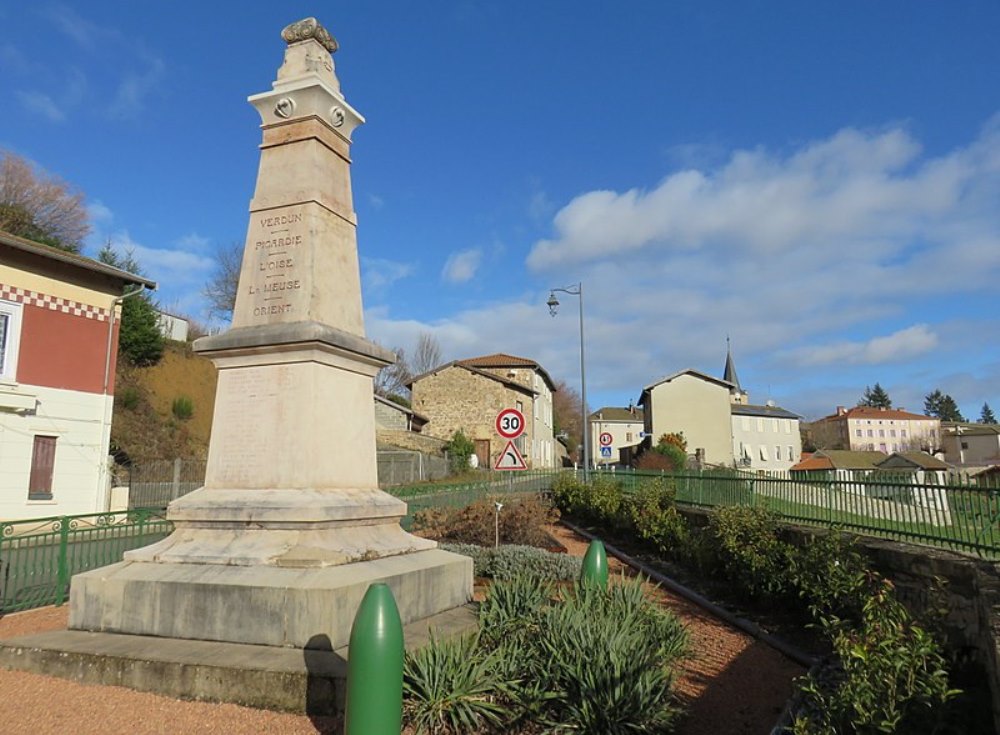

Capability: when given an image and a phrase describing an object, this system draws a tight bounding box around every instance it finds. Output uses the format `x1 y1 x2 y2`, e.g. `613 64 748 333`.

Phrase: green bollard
580 539 609 589
345 583 404 735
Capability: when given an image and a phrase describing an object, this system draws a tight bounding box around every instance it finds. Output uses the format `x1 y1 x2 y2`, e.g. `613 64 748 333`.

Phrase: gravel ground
0 524 804 734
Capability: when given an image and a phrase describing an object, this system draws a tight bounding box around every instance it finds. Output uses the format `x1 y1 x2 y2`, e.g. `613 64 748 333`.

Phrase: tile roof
790 449 888 471
817 406 939 422
877 451 951 470
456 353 556 390
406 361 538 395
731 403 800 420
942 422 1000 437
589 406 645 422
0 228 156 289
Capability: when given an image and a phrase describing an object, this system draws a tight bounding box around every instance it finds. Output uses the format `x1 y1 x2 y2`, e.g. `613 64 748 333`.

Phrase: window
867 429 874 437
626 432 633 442
878 429 885 438
890 429 897 437
868 443 875 451
759 445 769 461
775 445 782 460
855 429 862 437
879 443 887 452
28 436 57 500
0 299 23 381
901 429 908 438
787 445 794 461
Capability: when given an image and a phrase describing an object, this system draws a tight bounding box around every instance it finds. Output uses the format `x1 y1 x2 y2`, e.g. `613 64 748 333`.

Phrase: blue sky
2 2 999 421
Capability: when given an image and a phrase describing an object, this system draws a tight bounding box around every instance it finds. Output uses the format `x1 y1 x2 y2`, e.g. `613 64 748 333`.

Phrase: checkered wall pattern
0 283 111 322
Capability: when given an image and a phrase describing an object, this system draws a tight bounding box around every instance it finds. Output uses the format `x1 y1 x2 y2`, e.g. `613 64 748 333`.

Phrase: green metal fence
390 469 561 529
0 509 172 613
611 468 1000 559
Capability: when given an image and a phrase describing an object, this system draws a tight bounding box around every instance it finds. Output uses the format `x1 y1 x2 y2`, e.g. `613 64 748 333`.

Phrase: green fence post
345 583 404 735
56 516 70 605
580 539 609 589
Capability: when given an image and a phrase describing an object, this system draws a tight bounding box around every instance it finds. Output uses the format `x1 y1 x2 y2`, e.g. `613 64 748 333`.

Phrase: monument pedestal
66 19 473 661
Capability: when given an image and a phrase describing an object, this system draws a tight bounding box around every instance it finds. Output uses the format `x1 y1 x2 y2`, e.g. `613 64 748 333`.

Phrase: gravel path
0 525 804 734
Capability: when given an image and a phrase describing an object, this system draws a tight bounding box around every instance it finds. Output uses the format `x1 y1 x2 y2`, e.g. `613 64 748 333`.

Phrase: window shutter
28 436 57 499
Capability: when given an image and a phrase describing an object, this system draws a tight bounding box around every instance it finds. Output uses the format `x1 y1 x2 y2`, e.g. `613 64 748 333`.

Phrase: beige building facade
409 353 557 469
589 406 644 465
640 370 735 467
811 406 941 454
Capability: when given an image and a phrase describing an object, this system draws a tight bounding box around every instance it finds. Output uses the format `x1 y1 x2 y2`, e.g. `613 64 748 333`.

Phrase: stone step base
0 604 477 715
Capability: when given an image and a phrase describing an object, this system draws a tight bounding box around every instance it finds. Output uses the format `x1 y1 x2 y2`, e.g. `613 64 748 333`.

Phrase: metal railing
390 469 562 529
0 509 172 613
128 458 207 509
611 468 1000 559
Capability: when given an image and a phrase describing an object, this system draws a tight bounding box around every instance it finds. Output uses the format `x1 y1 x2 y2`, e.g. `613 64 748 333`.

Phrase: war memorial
0 17 474 713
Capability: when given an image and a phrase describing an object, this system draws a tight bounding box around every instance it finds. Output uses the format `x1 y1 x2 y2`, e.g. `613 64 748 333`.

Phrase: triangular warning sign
494 439 528 470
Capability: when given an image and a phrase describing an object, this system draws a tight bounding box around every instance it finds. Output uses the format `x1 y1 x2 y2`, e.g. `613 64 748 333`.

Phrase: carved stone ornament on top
281 17 338 53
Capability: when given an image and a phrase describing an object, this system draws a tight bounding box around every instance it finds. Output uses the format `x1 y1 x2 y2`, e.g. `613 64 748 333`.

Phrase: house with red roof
408 353 558 469
810 405 940 454
0 230 154 519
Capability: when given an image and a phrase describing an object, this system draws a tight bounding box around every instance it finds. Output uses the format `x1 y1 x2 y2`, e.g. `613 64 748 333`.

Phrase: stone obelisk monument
70 18 472 650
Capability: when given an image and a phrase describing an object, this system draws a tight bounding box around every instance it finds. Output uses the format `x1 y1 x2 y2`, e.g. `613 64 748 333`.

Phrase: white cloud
108 55 165 120
176 232 211 251
361 257 414 291
87 201 113 224
104 232 214 284
46 5 104 50
788 325 939 367
15 91 64 122
367 193 385 209
441 248 482 283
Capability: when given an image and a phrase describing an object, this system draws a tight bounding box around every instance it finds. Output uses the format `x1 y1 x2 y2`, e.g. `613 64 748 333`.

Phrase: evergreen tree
981 402 997 424
924 390 965 422
859 383 892 408
98 244 164 367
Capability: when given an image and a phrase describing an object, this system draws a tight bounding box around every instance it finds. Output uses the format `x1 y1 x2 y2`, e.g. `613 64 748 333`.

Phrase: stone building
408 353 557 469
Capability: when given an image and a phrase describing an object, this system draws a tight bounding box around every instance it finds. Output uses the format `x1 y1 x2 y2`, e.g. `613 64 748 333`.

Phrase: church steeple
723 337 748 404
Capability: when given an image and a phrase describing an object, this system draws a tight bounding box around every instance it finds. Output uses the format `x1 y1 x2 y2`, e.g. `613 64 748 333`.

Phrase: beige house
589 405 644 466
731 403 803 471
940 422 1000 467
811 406 941 454
639 369 735 467
408 353 557 469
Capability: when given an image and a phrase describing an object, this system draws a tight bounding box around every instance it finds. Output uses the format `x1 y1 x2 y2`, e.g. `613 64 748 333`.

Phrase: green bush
651 441 688 470
789 529 868 621
444 430 475 474
119 386 140 410
403 632 510 734
551 472 589 515
622 477 689 555
792 575 959 735
709 505 792 600
441 543 582 581
171 395 194 420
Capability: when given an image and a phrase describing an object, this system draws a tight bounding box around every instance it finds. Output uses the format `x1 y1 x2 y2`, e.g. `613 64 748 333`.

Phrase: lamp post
547 283 589 481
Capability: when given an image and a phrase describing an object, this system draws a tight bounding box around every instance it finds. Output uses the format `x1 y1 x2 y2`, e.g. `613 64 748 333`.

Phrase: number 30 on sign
495 408 525 439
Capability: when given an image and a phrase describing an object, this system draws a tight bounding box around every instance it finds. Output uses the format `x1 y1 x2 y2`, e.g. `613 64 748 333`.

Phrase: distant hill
111 341 217 463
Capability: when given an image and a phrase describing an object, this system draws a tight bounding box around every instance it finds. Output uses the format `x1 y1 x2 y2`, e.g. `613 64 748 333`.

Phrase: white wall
731 414 802 472
0 385 108 520
590 417 643 465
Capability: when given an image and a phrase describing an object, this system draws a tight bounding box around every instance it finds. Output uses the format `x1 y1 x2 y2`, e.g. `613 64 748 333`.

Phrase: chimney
836 406 846 416
628 400 635 415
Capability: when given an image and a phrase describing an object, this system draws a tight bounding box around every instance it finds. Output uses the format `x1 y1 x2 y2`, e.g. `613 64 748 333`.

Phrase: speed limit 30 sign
495 408 526 438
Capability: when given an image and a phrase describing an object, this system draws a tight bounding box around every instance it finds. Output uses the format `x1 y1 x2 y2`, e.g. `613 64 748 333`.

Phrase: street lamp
547 283 589 480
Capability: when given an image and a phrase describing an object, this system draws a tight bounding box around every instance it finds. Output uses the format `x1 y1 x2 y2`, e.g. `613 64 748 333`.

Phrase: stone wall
374 399 408 430
411 365 534 467
376 429 447 455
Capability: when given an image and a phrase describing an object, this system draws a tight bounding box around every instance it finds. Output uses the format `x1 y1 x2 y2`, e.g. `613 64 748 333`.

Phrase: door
474 439 490 469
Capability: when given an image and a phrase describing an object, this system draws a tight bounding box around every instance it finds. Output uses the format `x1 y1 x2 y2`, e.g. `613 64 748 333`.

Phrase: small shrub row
553 474 960 735
404 572 689 734
441 543 582 581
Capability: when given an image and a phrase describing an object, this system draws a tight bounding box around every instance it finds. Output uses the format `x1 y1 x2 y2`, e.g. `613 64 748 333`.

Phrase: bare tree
202 240 243 323
374 346 412 402
552 378 586 461
410 332 443 375
0 149 90 252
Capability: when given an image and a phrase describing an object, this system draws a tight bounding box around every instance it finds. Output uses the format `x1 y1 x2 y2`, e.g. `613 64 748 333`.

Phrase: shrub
651 441 688 470
412 494 558 547
171 395 194 420
709 505 792 600
551 472 588 515
789 529 868 621
119 386 140 410
533 577 687 733
478 573 553 648
792 575 959 735
444 430 475 474
403 632 511 734
441 543 582 581
622 477 689 556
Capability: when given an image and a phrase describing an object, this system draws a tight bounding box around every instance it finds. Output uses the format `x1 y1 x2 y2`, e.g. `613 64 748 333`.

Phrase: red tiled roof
456 353 556 390
789 456 833 472
817 406 938 422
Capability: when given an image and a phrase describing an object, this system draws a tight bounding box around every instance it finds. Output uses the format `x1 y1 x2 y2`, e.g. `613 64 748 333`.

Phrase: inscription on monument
244 208 307 319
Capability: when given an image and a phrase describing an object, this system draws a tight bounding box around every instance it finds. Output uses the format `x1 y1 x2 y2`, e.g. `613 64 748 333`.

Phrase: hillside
111 342 218 462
